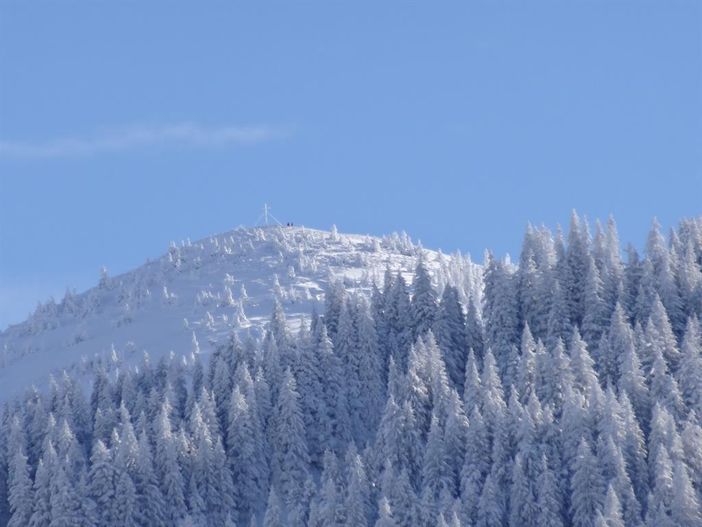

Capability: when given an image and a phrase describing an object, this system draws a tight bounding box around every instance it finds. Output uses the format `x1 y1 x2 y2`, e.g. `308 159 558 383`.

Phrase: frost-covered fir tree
263 487 282 527
670 458 702 527
421 413 451 506
570 438 605 527
88 440 116 526
113 469 138 527
154 402 188 524
679 317 702 416
411 257 438 338
227 384 265 522
28 456 52 527
509 452 538 527
434 285 468 390
133 429 166 527
564 211 592 327
601 485 625 527
535 453 564 527
483 254 519 376
345 447 371 527
273 368 310 505
7 449 33 527
459 406 490 525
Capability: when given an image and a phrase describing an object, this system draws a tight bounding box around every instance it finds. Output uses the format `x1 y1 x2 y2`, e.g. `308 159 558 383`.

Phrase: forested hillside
0 226 480 403
2 213 702 527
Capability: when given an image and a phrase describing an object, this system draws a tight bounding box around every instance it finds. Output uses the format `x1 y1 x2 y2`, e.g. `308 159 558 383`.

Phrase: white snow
0 225 481 402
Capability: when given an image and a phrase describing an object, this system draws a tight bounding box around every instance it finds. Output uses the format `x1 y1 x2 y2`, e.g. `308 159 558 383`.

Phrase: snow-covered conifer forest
1 213 702 526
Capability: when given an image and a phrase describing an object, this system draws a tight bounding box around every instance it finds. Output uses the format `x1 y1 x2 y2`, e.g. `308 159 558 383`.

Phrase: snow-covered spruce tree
475 470 505 527
597 217 625 322
516 324 537 403
297 317 327 465
581 254 607 350
434 284 468 391
316 323 351 451
50 458 92 527
564 211 592 328
443 392 468 495
516 225 542 337
535 453 564 527
596 303 633 386
547 278 572 348
601 484 626 527
28 456 52 527
538 338 574 415
385 273 413 370
479 348 507 439
646 219 685 335
263 486 282 527
679 316 702 416
7 449 33 527
345 447 371 527
595 435 642 526
354 297 385 437
465 295 485 360
133 428 166 527
87 440 116 526
269 298 292 365
670 457 702 527
324 279 346 341
387 467 418 527
421 412 451 512
154 400 188 524
289 475 315 527
459 406 490 524
618 330 650 427
227 384 264 523
411 257 438 339
570 438 606 527
463 347 482 416
648 343 685 420
310 449 344 527
336 296 378 445
273 368 310 506
112 469 138 527
483 253 519 377
509 452 538 527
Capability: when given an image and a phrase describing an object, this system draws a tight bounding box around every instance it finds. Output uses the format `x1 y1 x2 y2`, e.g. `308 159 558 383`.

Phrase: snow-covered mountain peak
0 225 481 401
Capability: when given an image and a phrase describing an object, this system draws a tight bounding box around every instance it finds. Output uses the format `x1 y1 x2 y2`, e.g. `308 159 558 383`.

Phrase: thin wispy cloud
0 123 288 158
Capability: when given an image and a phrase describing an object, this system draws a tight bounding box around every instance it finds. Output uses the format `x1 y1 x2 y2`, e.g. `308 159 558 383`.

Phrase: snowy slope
0 225 481 402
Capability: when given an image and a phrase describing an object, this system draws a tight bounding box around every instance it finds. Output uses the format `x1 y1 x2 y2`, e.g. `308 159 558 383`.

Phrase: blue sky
0 1 701 328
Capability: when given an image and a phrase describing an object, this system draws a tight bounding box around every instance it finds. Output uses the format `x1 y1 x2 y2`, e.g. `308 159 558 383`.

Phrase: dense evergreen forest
2 214 702 527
